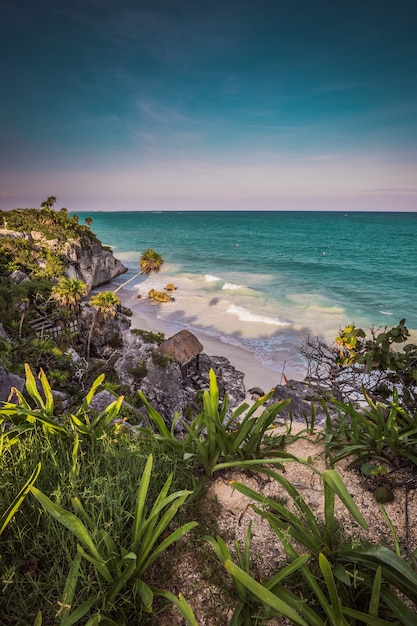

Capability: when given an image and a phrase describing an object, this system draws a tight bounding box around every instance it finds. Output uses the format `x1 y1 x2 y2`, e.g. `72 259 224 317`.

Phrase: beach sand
120 290 302 395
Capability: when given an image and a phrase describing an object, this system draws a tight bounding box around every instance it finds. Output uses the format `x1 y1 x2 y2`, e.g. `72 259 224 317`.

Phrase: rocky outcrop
268 380 337 426
0 366 25 403
62 238 127 291
2 226 127 293
113 328 246 428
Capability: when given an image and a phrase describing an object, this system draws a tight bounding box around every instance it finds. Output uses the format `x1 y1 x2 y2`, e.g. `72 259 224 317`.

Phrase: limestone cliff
0 208 127 292
61 237 127 291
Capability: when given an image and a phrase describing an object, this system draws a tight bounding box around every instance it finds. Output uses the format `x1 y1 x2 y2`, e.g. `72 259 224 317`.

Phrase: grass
2 366 417 624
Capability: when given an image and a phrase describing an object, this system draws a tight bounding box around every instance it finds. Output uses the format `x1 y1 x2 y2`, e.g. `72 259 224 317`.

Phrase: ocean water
76 211 417 378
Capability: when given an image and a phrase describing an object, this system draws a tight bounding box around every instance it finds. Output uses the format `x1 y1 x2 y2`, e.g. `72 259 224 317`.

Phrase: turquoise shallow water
76 211 417 377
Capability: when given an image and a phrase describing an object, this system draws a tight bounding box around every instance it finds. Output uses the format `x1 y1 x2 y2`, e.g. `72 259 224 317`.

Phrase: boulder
0 366 25 403
268 380 336 426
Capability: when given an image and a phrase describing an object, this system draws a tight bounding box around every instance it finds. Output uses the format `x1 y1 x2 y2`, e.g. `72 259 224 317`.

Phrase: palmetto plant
219 469 417 625
113 248 164 294
1 364 124 447
324 387 417 469
30 453 198 624
138 368 300 477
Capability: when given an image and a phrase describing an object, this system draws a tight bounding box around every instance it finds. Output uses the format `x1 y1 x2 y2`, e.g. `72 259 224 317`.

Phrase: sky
1 0 417 212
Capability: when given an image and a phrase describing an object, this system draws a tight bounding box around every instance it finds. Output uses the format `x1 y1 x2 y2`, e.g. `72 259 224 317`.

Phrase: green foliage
30 453 198 622
138 368 300 477
0 207 101 280
0 462 41 536
336 320 417 409
324 386 417 469
224 470 417 624
130 328 165 344
131 358 148 380
206 523 284 624
1 367 198 624
151 349 172 368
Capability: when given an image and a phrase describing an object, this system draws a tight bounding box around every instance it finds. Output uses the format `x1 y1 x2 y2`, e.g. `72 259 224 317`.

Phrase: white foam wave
226 304 291 327
222 282 243 290
205 274 221 283
379 310 394 316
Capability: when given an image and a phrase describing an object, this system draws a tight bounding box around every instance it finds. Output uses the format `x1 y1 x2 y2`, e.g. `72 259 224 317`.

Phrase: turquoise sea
77 211 417 379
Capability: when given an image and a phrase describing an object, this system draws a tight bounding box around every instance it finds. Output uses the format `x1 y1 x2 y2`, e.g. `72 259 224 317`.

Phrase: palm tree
40 196 57 210
114 248 164 294
89 291 120 324
51 277 87 317
85 217 93 227
86 291 121 358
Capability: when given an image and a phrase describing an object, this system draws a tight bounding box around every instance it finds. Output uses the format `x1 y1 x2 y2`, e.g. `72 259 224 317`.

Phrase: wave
205 274 221 283
222 282 243 290
226 304 291 327
379 310 394 316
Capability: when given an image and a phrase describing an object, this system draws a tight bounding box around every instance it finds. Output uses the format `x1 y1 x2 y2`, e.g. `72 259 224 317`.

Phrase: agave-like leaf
137 390 171 438
0 462 41 534
224 560 308 626
155 590 199 626
131 454 153 545
76 374 105 414
319 553 349 626
30 486 112 583
38 368 54 416
58 552 82 623
369 566 382 617
322 470 368 530
24 364 46 410
34 612 42 626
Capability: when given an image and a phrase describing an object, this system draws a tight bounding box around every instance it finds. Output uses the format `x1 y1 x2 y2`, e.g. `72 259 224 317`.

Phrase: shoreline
119 288 305 394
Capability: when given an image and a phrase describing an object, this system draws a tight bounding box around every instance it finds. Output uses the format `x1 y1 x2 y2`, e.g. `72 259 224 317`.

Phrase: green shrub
131 328 165 345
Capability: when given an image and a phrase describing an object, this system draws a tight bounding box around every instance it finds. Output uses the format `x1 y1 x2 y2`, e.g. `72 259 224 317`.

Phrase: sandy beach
119 288 303 395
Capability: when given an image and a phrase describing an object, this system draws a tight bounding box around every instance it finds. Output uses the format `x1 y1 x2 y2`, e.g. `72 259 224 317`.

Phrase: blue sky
1 0 417 211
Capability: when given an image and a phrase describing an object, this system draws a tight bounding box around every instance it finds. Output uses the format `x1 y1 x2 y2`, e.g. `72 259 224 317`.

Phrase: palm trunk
113 269 144 294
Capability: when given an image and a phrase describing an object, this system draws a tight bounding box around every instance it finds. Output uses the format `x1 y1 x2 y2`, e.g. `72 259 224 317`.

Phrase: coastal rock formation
62 238 127 291
269 379 337 426
113 327 246 427
0 209 127 293
0 366 25 403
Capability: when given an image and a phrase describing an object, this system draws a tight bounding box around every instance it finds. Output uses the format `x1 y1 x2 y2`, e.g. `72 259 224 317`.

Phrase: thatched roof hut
157 330 203 376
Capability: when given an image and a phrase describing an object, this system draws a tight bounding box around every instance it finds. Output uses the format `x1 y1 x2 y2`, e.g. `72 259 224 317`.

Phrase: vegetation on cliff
0 207 100 278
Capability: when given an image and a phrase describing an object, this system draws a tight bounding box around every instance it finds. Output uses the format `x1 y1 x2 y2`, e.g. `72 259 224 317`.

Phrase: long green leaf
135 579 153 611
92 395 124 435
1 462 41 535
30 486 112 582
24 363 45 410
342 607 402 626
369 566 382 617
141 521 198 572
138 391 171 438
60 596 98 626
322 470 368 530
59 552 82 623
266 554 310 589
38 368 54 416
319 553 349 626
77 374 105 414
131 454 153 544
155 590 199 626
340 543 417 603
224 560 308 626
